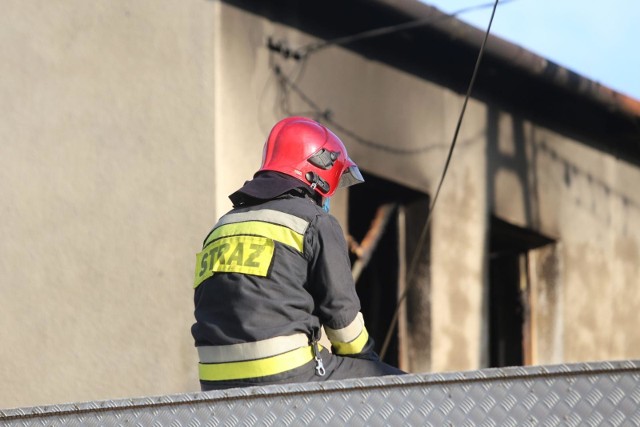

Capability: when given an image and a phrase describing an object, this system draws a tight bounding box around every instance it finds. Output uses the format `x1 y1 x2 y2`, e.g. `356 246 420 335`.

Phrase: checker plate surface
2 360 639 426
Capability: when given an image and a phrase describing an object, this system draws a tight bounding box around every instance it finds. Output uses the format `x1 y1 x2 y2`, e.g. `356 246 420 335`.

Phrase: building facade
1 0 638 408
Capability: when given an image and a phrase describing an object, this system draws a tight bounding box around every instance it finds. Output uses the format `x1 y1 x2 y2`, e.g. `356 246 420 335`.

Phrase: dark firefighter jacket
191 173 375 382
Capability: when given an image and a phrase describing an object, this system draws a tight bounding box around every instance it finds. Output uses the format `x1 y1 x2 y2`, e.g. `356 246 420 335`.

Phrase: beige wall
2 0 639 410
0 0 216 408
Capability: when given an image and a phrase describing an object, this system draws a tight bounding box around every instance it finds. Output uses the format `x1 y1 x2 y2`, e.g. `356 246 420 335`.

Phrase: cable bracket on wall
267 37 303 60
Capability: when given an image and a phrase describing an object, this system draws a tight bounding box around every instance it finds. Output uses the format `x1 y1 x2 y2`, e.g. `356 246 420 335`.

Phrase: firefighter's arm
307 213 379 360
323 312 380 360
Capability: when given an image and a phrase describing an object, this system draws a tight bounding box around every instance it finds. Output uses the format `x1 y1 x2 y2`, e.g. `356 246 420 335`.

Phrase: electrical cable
273 66 483 154
379 0 502 360
294 0 517 59
324 118 468 155
273 63 330 121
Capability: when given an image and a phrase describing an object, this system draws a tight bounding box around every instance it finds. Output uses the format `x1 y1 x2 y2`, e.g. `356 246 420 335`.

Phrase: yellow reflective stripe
198 345 318 381
194 236 275 288
216 209 309 235
204 221 304 253
330 327 370 355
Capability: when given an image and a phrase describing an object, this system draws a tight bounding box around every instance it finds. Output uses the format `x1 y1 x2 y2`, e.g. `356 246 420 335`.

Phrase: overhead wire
379 0 502 359
273 65 482 154
294 0 517 59
274 64 325 120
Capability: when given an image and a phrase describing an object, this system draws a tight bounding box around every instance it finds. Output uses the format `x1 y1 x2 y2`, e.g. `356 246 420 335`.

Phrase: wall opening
489 216 554 367
348 172 430 370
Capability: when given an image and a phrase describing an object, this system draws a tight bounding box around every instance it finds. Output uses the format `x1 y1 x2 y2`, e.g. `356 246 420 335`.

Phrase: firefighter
192 116 405 390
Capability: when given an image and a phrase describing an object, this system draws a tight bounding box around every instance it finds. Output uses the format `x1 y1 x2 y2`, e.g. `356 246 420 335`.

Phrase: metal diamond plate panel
2 360 639 426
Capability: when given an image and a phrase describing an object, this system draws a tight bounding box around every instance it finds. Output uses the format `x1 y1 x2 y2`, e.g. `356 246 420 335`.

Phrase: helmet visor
338 165 365 188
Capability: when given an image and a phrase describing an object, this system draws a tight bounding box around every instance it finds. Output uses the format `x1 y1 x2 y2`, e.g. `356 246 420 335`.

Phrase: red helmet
259 117 364 197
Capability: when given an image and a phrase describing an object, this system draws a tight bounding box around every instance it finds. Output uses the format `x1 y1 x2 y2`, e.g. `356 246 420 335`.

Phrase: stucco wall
0 0 216 408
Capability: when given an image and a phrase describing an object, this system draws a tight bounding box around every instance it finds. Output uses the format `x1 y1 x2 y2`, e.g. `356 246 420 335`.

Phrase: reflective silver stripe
324 312 365 343
214 209 309 235
197 333 309 363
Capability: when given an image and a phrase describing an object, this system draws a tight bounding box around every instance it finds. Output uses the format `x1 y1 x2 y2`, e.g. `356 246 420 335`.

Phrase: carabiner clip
314 354 326 377
311 332 326 377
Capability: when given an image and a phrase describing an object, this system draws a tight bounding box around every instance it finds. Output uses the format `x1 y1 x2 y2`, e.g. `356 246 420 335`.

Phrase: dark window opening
489 216 554 367
349 172 429 369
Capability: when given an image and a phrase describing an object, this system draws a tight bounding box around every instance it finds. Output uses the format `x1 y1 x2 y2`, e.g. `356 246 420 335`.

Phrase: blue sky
422 0 640 100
